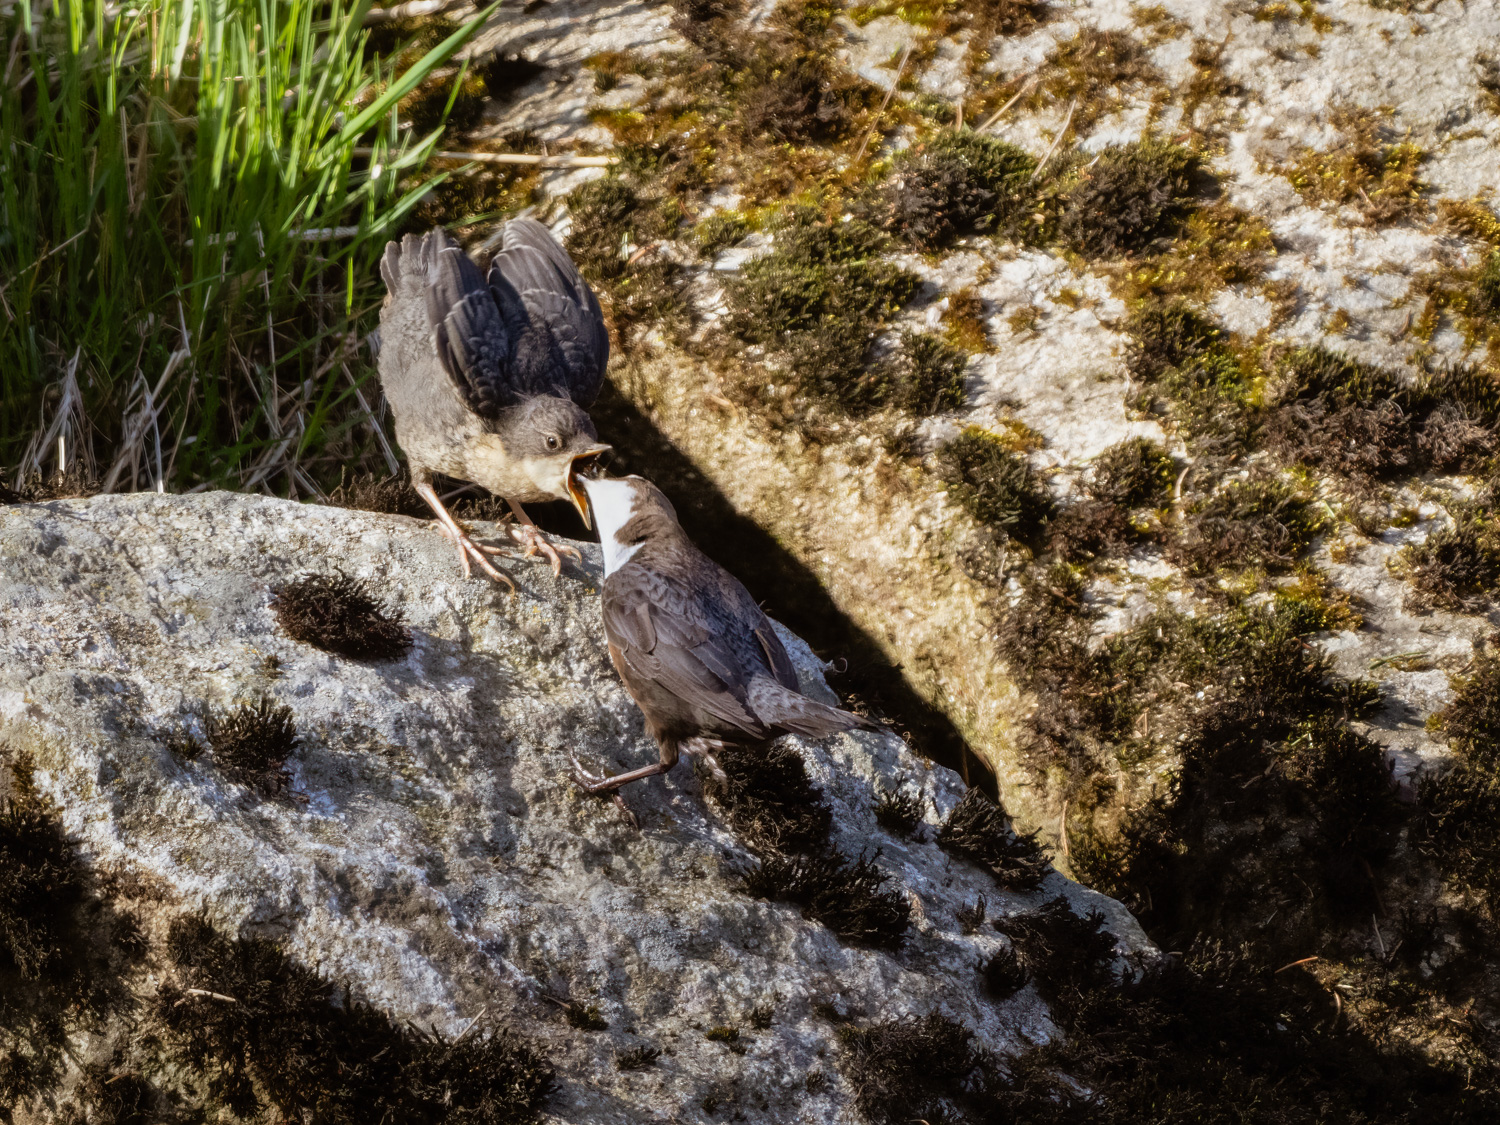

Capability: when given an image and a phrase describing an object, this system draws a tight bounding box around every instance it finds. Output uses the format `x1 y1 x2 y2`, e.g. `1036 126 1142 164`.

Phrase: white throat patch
584 478 643 576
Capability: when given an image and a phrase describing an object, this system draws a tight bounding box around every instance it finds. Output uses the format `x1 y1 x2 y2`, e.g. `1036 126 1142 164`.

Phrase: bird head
492 396 611 526
579 474 679 576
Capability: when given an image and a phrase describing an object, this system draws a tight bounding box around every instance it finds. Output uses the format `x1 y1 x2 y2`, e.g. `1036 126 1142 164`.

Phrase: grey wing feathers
604 570 769 739
420 230 516 417
490 218 609 407
605 564 875 741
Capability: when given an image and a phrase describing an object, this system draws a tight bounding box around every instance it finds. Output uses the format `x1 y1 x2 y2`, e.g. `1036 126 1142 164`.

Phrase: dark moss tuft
727 209 920 409
155 915 553 1123
0 468 103 505
207 697 300 796
1399 502 1500 613
272 573 412 662
1122 300 1223 384
1058 141 1208 259
743 850 910 948
938 788 1052 891
1003 897 1117 1000
564 1003 609 1031
615 1044 661 1070
1170 474 1324 576
695 211 754 256
836 1013 993 1125
980 944 1030 999
1 758 142 1111
1045 497 1132 562
1088 437 1176 509
702 741 832 854
873 787 925 834
1262 348 1499 486
1421 642 1500 909
862 129 1036 249
885 331 970 415
565 177 685 343
327 470 431 519
937 427 1054 544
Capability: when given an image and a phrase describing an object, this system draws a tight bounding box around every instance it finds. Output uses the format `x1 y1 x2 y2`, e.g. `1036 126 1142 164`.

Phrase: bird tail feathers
746 677 879 739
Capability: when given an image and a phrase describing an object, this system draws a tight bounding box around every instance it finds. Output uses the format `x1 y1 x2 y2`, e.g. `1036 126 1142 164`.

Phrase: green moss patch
937 427 1054 545
565 177 685 345
155 915 552 1122
859 128 1036 249
1088 437 1176 509
726 208 921 408
1058 141 1208 259
1270 106 1427 226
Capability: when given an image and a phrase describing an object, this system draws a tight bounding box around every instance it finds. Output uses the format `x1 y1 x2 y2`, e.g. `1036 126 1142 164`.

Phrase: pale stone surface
0 492 1148 1123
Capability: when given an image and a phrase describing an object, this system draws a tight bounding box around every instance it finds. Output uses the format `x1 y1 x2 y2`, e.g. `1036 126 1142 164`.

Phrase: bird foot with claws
508 521 582 578
569 755 640 828
435 523 516 591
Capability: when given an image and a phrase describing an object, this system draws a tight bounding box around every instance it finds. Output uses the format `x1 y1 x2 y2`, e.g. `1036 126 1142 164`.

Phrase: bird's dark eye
545 434 560 451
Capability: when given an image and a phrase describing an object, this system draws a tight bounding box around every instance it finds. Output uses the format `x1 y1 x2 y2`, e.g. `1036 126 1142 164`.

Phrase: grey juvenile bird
571 474 877 817
378 220 611 585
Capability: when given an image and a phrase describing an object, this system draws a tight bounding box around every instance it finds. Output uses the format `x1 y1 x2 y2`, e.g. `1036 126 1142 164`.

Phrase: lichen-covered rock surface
0 492 1143 1122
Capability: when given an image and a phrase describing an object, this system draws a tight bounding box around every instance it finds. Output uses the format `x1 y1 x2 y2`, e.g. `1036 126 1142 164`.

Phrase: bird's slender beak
567 445 611 529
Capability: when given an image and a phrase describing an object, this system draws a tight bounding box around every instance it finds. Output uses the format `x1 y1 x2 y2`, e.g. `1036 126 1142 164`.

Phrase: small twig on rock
176 988 238 1005
855 43 913 163
978 75 1038 133
1030 96 1078 182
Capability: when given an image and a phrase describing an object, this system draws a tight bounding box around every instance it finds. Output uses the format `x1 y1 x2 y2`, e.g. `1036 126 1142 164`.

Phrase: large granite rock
0 492 1147 1122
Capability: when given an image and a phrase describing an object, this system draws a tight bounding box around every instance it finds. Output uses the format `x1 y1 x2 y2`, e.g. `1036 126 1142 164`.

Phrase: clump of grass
726 208 921 408
702 742 832 854
836 1013 994 1125
272 574 412 662
937 427 1054 544
874 788 925 834
1088 437 1176 509
1271 106 1427 225
207 698 300 796
616 1044 661 1070
1398 505 1500 613
155 914 553 1122
1170 474 1324 577
1058 141 1208 259
938 789 1051 891
860 129 1036 249
705 1025 740 1043
1 0 483 493
882 332 970 415
744 850 911 949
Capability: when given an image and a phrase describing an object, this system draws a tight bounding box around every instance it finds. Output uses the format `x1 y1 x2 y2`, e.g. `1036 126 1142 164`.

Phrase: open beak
567 445 611 529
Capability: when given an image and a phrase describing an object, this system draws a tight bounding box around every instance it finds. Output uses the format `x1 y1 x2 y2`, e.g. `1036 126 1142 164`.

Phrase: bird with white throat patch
572 473 878 824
